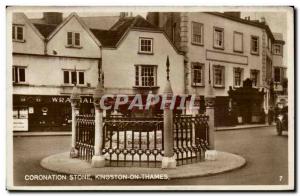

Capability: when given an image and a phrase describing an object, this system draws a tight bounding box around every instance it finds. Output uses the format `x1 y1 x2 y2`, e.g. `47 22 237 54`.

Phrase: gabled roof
45 12 101 47
90 15 161 48
13 13 45 41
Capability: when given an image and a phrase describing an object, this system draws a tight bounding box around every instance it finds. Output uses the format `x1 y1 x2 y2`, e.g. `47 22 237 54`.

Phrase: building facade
12 12 185 132
147 12 285 126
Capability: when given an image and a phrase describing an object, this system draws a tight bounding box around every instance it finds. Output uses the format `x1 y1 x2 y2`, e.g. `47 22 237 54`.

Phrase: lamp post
161 56 176 169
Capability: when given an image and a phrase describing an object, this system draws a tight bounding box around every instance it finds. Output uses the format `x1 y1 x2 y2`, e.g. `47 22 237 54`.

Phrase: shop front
13 95 94 132
228 79 266 126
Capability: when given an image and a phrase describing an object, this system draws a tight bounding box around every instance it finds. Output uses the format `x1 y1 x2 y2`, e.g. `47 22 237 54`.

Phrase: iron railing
75 114 209 167
75 114 95 161
103 117 164 167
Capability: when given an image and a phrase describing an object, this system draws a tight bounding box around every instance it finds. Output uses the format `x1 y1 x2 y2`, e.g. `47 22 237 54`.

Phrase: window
67 32 81 47
12 66 26 83
135 65 157 87
273 44 282 55
233 68 243 87
233 32 243 52
139 38 153 54
191 62 204 86
12 25 24 42
192 22 204 45
63 70 85 85
250 70 260 87
274 67 281 82
213 65 225 87
213 27 224 49
251 36 259 54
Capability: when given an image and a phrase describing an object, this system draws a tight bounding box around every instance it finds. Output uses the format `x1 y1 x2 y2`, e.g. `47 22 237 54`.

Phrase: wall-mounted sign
13 119 28 131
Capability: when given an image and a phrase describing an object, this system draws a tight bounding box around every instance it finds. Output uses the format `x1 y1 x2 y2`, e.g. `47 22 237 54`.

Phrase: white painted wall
13 54 99 95
47 16 101 58
12 13 45 55
102 30 185 95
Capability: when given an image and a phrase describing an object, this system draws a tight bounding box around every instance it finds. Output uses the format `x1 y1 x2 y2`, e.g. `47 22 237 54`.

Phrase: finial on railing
166 56 170 81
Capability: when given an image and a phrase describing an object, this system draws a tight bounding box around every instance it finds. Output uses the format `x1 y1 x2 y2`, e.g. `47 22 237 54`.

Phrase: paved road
12 126 289 186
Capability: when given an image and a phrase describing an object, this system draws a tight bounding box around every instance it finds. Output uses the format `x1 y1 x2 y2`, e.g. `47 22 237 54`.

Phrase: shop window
135 65 157 87
233 68 243 87
251 35 259 54
13 66 26 84
213 27 224 49
192 22 204 45
63 70 85 85
191 62 205 86
250 69 260 87
67 32 81 47
12 24 24 42
139 38 153 54
213 65 225 87
233 31 243 52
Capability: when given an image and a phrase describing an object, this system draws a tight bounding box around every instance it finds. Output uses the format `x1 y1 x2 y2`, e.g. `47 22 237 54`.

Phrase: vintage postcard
6 6 294 191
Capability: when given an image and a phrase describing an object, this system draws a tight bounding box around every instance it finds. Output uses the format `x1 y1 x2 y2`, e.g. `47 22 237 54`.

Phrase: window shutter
191 63 194 85
202 64 205 86
12 26 15 40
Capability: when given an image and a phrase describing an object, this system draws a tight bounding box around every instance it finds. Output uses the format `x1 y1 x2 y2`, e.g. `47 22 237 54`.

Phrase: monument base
69 148 78 158
161 156 176 169
91 155 106 168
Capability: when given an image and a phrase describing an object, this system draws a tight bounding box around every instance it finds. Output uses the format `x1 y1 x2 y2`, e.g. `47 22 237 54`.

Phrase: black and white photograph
6 6 294 191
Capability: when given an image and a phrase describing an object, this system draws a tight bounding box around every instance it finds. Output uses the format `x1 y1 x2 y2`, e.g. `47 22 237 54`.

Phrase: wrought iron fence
75 114 95 161
75 114 209 166
174 114 209 166
103 116 164 167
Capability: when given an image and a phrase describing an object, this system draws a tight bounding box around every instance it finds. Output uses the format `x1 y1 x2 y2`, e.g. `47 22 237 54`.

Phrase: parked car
275 106 288 135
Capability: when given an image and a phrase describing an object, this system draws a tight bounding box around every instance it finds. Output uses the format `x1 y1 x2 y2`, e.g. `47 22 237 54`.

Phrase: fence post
91 81 106 168
70 85 81 158
161 56 176 169
205 96 215 149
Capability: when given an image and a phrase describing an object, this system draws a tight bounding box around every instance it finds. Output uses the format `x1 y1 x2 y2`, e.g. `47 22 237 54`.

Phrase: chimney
260 17 266 24
120 12 128 19
43 12 63 25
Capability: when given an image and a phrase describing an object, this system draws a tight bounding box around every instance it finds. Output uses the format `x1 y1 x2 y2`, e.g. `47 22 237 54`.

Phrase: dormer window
12 25 24 42
139 38 153 54
67 32 81 47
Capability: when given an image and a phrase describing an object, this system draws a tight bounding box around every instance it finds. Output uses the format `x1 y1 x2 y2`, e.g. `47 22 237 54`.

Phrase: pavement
13 124 275 136
40 151 246 179
12 126 289 186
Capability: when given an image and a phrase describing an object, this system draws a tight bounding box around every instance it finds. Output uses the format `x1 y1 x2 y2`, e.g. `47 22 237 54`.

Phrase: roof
33 23 58 38
208 12 275 41
29 14 161 48
81 16 119 30
90 15 161 47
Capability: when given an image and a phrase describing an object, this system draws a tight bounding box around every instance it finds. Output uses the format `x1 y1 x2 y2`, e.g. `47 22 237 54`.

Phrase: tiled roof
81 16 119 30
91 15 161 47
33 23 58 38
30 15 161 47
